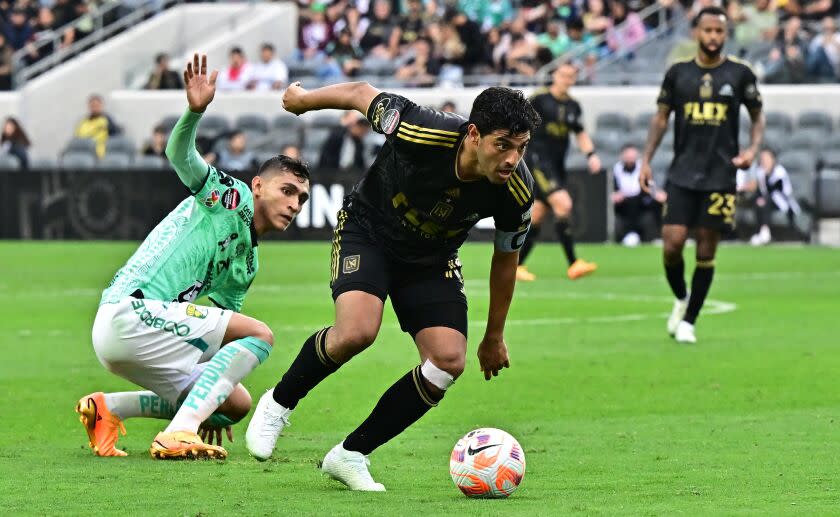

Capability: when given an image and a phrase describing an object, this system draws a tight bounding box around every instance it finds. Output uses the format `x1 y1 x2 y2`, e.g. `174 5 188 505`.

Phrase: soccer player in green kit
75 54 311 459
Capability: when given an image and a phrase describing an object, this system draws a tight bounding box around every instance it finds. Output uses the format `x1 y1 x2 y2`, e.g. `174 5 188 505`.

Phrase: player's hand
183 53 218 114
199 423 233 446
732 149 756 170
477 336 510 381
587 153 602 174
639 161 654 193
283 82 309 116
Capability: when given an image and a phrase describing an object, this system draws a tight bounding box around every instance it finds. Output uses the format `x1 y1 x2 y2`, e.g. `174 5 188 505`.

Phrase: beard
699 41 723 58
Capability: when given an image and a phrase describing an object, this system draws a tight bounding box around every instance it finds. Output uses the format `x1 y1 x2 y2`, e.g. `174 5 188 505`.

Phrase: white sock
165 338 269 433
104 391 177 420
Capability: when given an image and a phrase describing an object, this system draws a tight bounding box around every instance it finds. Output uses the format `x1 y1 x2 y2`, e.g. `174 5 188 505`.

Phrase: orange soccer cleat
515 265 536 282
149 430 227 460
567 259 597 280
76 392 127 457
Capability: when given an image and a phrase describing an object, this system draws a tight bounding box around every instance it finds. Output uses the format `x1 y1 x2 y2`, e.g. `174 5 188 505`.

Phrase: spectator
52 0 80 29
4 8 34 51
565 17 599 68
764 16 807 83
583 0 612 41
249 43 289 91
444 7 488 72
780 0 838 23
392 0 429 51
359 0 397 58
318 115 371 170
606 0 647 55
141 125 167 158
538 20 571 58
806 16 840 79
611 144 666 245
324 28 364 78
396 37 441 85
145 53 183 90
440 100 457 112
25 8 59 66
216 47 253 91
750 148 803 245
74 94 120 158
733 0 779 47
0 117 30 169
0 32 12 91
299 4 334 60
216 131 256 171
281 144 302 160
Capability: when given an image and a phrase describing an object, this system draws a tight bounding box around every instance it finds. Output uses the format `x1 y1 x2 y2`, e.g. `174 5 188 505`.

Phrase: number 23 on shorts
707 192 735 223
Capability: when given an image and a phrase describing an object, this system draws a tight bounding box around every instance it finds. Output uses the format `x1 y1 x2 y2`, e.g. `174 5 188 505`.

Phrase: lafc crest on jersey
700 73 713 99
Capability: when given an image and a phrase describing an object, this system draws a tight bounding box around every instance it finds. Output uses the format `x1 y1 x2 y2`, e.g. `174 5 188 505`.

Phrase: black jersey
344 91 534 266
527 90 584 168
658 56 763 191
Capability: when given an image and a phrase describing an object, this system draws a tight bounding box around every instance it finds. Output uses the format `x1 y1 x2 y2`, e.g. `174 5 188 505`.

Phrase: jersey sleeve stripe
397 126 459 142
396 133 456 148
510 171 531 199
400 121 460 136
507 183 526 206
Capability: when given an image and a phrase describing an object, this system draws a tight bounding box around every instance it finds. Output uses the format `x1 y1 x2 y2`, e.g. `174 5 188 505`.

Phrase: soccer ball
449 428 526 498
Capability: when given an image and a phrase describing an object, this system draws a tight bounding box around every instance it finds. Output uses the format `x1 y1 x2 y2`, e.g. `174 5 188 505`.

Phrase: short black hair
261 43 275 52
693 6 728 27
230 46 244 56
567 18 585 31
468 87 542 137
258 154 310 181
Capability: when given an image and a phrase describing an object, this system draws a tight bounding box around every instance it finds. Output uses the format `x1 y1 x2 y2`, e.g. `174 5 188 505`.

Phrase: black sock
554 219 577 265
272 327 339 409
518 224 541 265
343 366 443 455
684 259 715 324
664 259 687 300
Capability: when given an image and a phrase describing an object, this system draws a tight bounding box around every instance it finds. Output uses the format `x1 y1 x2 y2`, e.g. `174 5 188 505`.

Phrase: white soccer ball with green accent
449 428 526 498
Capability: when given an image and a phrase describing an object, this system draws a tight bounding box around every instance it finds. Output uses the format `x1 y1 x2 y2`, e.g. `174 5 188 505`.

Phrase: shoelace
260 412 290 438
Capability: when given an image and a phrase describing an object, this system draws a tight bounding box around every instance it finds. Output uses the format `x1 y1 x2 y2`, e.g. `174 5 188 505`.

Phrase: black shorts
662 183 736 232
528 150 566 202
330 212 468 338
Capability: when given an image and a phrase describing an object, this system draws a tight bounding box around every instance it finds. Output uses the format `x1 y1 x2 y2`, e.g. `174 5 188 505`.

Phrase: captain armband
494 224 530 252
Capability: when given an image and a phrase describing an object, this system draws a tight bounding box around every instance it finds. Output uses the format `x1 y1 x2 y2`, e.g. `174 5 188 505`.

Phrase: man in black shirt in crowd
246 81 541 491
641 7 765 344
517 62 601 281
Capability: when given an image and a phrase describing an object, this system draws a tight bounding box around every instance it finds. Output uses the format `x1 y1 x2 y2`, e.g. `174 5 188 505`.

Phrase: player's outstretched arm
166 53 219 192
640 105 671 192
477 249 517 381
283 81 380 117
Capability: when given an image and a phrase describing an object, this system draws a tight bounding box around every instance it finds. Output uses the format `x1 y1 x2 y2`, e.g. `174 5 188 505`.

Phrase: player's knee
332 325 378 353
226 386 252 422
426 353 465 380
251 321 274 347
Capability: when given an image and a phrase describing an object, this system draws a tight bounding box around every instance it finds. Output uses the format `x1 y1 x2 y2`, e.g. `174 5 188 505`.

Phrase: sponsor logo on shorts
343 255 360 274
381 109 400 134
131 300 191 337
203 190 220 208
186 304 208 319
222 188 240 210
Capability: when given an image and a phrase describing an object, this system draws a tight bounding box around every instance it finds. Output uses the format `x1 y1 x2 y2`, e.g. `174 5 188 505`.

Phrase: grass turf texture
1 241 838 515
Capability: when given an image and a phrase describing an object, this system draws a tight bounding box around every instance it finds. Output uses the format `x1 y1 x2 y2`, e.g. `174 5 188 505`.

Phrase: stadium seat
197 114 230 139
761 128 788 152
566 151 588 171
0 153 20 170
788 169 815 207
778 150 817 177
820 133 840 152
105 136 135 156
60 152 98 169
97 153 132 169
594 132 624 153
158 115 181 133
633 112 654 130
301 147 320 165
820 149 840 170
650 152 672 186
596 112 632 133
765 111 793 133
29 157 55 169
236 113 269 134
64 137 98 156
309 113 342 128
304 127 334 149
798 111 833 133
131 155 167 169
787 130 825 153
273 114 303 130
816 170 840 216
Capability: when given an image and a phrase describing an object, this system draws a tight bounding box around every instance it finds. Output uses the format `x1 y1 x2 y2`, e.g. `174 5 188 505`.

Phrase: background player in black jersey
641 6 765 344
517 63 601 282
246 81 541 491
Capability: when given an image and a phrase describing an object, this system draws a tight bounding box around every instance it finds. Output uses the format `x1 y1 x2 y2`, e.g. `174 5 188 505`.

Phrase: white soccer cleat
667 296 689 336
675 320 697 344
321 442 386 492
750 226 772 246
245 390 292 461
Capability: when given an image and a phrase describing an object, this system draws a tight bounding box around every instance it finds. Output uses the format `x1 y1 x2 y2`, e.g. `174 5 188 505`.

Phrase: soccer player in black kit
517 63 601 282
641 7 765 344
245 81 541 491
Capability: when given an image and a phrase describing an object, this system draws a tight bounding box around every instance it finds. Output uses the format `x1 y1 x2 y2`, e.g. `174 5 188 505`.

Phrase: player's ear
251 175 263 197
467 124 480 143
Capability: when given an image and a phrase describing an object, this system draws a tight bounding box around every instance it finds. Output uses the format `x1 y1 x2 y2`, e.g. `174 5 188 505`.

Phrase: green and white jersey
101 109 259 312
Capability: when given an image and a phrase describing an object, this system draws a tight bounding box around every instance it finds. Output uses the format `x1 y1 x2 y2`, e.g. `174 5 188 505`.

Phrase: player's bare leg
247 291 384 460
663 224 690 337
676 227 721 343
152 313 273 460
517 201 547 281
549 190 596 279
325 327 466 491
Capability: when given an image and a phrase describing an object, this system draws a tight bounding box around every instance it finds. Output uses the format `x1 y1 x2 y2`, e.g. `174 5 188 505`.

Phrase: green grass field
1 241 838 515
